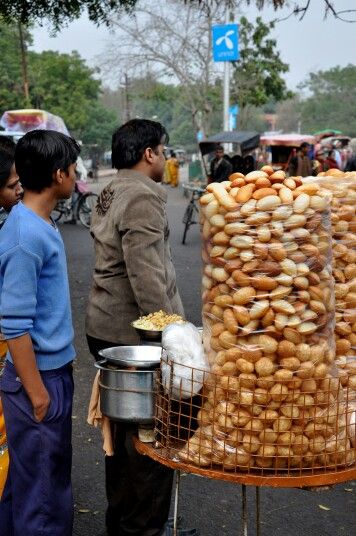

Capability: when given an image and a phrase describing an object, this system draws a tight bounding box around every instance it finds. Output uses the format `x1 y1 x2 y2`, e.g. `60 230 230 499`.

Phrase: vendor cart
199 131 260 183
260 133 316 171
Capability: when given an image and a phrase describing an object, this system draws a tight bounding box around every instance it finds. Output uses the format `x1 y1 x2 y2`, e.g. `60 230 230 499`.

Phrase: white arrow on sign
216 30 235 50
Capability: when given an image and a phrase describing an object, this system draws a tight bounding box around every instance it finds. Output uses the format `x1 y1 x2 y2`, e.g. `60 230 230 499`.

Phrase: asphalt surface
62 175 355 536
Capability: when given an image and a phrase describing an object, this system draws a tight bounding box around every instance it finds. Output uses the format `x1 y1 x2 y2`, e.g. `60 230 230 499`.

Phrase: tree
0 23 32 110
299 65 356 136
231 16 292 129
104 3 292 135
28 50 100 133
275 96 302 133
81 102 118 149
0 23 117 148
0 1 354 29
103 0 225 137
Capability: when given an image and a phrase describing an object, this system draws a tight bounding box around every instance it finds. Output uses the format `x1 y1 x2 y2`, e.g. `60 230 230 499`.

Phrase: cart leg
241 484 248 536
173 470 181 536
255 487 260 536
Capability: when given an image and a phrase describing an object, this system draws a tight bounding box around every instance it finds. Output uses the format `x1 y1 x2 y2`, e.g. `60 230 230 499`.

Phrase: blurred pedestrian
288 142 312 177
167 151 180 187
345 138 356 172
243 154 256 174
86 119 184 536
325 148 339 170
0 130 80 535
209 145 233 183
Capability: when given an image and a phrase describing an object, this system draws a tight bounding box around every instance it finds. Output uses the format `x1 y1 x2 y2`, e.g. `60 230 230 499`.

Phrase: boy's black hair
0 136 16 188
15 130 80 193
111 119 169 170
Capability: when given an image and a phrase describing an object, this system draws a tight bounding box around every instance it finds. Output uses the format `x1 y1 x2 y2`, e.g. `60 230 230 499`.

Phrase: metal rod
255 487 260 536
173 470 181 536
223 10 230 132
241 484 248 536
223 61 230 132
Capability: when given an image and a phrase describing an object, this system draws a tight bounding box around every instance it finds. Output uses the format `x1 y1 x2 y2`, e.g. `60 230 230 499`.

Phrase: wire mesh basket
154 356 356 478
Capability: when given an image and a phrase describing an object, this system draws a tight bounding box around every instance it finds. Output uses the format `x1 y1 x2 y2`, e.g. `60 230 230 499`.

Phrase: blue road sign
212 24 239 62
229 104 239 116
229 104 239 130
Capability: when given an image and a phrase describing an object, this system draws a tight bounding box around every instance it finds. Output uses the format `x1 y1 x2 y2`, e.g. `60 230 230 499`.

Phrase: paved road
62 177 355 536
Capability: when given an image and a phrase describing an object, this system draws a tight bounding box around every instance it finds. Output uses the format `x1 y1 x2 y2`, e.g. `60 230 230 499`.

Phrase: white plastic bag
161 322 209 400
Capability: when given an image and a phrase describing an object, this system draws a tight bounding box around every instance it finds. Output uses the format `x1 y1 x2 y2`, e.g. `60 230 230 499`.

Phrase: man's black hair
300 142 309 150
15 130 80 193
170 151 176 158
111 119 169 170
0 136 15 189
216 145 224 152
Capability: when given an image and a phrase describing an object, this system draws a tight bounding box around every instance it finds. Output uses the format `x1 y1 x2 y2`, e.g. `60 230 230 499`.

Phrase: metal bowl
98 345 162 368
132 324 163 342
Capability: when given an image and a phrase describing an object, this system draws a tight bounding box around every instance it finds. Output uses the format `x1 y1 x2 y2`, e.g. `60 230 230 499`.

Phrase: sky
31 0 355 91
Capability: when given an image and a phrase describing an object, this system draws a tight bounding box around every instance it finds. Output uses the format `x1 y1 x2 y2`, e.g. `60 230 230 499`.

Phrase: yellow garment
167 158 179 187
164 161 171 184
0 340 8 498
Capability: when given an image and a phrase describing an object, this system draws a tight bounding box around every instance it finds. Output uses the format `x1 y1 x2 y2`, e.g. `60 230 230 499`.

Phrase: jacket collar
116 169 167 203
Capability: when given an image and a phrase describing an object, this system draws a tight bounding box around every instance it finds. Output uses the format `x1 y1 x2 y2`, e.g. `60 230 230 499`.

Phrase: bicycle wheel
51 201 66 223
182 203 194 244
77 193 98 228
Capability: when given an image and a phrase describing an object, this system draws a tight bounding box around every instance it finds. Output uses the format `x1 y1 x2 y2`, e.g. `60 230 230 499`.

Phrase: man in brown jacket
86 119 184 536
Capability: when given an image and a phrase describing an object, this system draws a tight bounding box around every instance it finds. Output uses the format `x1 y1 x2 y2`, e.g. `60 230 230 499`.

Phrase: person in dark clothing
288 142 312 177
345 139 356 172
231 154 244 174
209 145 233 183
243 154 255 174
86 119 184 536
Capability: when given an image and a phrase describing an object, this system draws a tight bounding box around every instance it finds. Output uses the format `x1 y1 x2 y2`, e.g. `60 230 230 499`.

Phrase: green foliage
0 2 292 30
28 50 101 133
300 65 356 136
80 102 118 149
0 1 138 31
0 22 117 149
232 16 293 128
0 23 32 110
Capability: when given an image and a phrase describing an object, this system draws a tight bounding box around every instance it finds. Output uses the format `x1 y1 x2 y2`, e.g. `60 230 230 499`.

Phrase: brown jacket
86 169 184 344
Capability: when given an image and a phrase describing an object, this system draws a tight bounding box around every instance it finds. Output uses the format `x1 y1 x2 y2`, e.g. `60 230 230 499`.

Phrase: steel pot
95 360 158 423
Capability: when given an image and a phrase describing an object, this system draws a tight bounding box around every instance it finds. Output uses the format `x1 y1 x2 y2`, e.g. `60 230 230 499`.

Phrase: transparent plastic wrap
312 174 356 399
168 169 355 473
161 322 209 399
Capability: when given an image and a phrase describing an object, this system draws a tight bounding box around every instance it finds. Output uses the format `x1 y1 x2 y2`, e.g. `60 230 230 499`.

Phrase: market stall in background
199 130 260 183
260 133 316 171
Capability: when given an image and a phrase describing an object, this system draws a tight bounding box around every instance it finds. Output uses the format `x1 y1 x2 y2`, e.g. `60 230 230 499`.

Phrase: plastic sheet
173 168 355 472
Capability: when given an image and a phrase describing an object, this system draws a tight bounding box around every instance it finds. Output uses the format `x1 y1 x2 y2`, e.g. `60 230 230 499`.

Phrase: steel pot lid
98 345 162 368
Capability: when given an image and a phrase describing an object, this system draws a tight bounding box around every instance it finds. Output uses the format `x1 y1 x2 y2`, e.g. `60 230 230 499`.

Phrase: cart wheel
182 204 194 244
51 201 65 223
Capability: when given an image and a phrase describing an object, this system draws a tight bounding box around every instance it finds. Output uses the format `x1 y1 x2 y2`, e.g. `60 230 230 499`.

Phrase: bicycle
182 185 205 244
51 180 98 229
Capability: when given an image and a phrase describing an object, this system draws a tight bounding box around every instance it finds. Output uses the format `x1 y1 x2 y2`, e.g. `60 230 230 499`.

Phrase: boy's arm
7 334 50 422
1 246 49 421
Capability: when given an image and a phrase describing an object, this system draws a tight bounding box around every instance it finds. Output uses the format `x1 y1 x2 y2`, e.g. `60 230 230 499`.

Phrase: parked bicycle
182 185 205 244
51 180 98 228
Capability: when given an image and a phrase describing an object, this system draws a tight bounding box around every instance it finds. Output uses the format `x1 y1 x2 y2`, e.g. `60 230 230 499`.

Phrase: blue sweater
0 202 75 370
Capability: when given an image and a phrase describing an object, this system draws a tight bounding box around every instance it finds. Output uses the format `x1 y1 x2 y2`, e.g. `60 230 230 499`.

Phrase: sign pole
223 61 230 131
212 19 239 132
223 12 230 131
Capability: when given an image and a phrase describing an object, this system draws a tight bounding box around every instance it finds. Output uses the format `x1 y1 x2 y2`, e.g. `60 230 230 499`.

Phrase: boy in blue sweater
0 130 80 535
